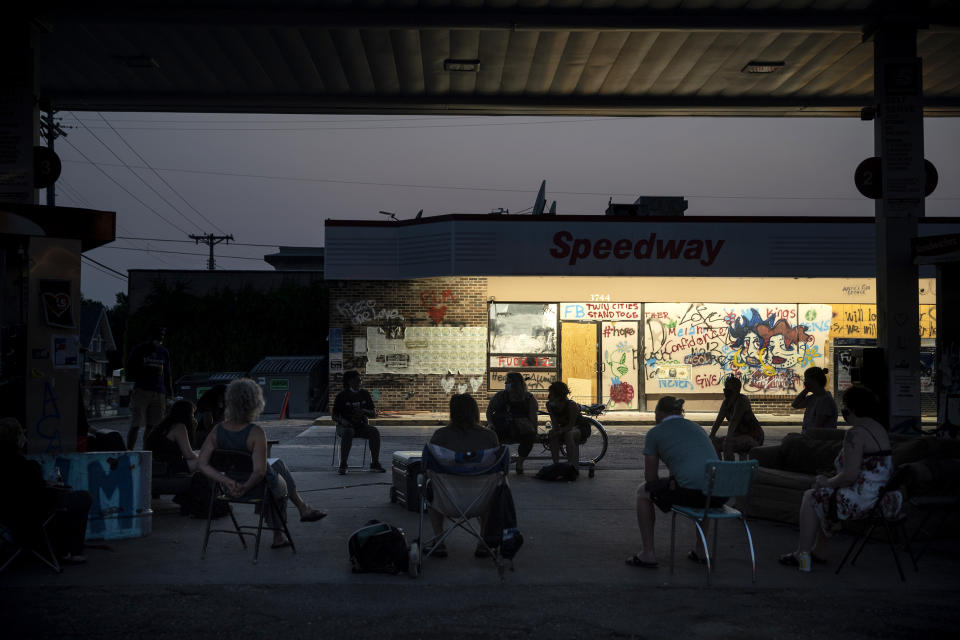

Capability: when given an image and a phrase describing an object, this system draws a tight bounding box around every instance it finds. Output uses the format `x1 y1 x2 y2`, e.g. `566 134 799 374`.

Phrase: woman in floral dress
779 385 895 570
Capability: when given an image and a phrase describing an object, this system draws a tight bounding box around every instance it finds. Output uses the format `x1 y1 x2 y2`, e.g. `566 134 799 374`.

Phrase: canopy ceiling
32 1 960 117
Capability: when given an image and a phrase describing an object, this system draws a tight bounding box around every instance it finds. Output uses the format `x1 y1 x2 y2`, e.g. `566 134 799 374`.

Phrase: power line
62 158 960 201
117 235 281 248
96 112 227 234
69 112 204 234
59 136 193 235
81 255 128 281
96 246 265 261
60 115 525 125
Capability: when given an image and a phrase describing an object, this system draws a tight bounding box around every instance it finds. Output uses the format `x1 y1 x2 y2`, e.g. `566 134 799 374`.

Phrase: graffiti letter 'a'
36 381 63 454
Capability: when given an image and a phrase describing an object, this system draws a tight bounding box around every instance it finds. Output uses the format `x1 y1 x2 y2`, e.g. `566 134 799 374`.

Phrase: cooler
390 450 422 512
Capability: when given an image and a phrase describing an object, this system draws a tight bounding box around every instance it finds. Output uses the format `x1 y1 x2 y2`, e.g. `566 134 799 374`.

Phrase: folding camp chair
0 513 62 574
200 449 295 564
670 460 759 586
835 479 916 582
412 444 511 579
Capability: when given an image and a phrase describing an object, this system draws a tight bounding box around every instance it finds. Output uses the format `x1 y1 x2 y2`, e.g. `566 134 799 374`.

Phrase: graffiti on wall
419 288 458 324
366 326 486 375
35 381 63 454
336 300 403 326
561 302 641 321
488 370 556 392
644 303 831 394
830 304 936 339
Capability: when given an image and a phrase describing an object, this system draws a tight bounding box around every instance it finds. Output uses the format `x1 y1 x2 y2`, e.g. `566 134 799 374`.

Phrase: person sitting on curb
626 396 727 569
331 371 386 475
486 372 538 475
709 376 764 460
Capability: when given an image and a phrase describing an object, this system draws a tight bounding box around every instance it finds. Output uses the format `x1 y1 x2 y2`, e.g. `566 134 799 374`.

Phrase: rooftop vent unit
605 196 688 217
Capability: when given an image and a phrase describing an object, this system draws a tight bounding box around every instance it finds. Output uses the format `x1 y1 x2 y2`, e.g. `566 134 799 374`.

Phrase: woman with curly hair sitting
197 379 326 549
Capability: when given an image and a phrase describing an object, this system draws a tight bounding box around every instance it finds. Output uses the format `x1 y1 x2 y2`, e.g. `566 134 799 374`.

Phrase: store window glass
489 303 557 354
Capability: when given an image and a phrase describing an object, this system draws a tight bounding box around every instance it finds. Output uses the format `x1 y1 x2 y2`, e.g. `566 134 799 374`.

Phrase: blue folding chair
670 460 759 585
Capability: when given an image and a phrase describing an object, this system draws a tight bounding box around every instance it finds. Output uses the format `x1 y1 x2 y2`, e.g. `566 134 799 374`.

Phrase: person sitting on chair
486 372 538 475
194 384 227 448
779 385 893 571
146 399 199 474
792 366 838 430
332 371 386 475
709 376 764 460
0 417 93 565
626 396 725 569
197 379 325 550
545 381 581 469
426 393 500 559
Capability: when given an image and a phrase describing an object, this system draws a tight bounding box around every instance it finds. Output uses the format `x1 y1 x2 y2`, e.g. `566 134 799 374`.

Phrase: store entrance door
600 321 641 410
560 321 598 405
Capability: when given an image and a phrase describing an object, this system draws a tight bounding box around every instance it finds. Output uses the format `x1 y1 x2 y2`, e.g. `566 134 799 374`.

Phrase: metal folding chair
670 460 759 586
835 480 917 582
200 449 295 564
0 513 62 574
330 427 368 469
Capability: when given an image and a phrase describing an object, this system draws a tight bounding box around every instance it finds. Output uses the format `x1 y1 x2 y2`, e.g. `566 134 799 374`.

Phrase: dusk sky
53 113 960 306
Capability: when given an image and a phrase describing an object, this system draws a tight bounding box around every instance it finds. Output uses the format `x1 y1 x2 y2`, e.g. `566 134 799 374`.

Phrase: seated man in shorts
626 396 726 568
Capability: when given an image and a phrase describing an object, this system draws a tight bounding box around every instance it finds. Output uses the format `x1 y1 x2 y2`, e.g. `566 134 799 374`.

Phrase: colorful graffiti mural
643 303 831 394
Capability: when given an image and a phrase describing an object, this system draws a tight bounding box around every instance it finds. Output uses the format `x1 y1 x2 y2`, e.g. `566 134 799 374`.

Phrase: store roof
34 1 960 117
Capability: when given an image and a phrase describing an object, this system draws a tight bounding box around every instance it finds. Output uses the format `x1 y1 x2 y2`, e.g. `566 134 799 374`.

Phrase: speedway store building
325 215 955 414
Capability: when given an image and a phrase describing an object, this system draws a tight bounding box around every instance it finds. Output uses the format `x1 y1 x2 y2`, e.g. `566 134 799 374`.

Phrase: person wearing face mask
545 381 582 469
791 366 838 430
485 372 539 474
125 327 173 450
709 376 764 460
779 385 893 571
331 370 386 475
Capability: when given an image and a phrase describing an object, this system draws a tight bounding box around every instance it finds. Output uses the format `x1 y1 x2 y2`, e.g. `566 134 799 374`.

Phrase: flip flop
300 510 327 522
625 554 658 569
778 552 799 567
687 550 708 565
271 539 292 549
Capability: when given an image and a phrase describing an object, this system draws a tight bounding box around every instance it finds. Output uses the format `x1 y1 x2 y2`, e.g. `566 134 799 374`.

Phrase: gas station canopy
32 0 960 117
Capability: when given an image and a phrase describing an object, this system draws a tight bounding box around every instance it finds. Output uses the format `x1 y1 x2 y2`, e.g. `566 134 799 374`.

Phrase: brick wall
328 276 487 412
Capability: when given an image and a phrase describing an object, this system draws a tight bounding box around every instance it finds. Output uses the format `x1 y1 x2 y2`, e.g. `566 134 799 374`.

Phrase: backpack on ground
482 483 524 560
348 519 409 574
534 462 579 482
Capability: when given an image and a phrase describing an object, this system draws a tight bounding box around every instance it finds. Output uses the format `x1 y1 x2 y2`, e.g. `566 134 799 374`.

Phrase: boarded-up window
489 303 557 354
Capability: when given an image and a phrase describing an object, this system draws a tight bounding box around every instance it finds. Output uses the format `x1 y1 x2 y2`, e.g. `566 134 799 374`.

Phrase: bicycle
527 403 609 478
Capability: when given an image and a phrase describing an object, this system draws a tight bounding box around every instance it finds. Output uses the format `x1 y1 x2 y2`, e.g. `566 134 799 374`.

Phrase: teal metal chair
669 460 759 585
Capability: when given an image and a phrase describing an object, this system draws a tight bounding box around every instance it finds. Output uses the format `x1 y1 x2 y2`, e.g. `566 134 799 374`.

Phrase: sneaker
369 462 387 473
337 466 347 476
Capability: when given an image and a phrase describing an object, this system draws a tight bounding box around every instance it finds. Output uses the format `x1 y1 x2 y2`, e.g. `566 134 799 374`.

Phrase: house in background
79 301 116 382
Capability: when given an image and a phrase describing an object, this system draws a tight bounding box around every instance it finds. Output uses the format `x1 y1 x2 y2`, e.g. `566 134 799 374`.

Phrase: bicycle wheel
578 418 608 466
558 418 608 470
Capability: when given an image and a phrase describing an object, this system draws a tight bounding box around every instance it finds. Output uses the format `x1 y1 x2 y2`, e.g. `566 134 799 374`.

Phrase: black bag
348 519 409 574
534 462 579 482
482 483 524 560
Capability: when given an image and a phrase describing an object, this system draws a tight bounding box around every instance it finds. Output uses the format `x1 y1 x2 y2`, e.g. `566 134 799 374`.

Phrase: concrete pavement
4 418 958 638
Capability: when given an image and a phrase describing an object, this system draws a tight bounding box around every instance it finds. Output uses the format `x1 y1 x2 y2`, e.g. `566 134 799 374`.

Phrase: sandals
300 509 327 522
778 552 827 567
687 550 708 565
625 554 658 569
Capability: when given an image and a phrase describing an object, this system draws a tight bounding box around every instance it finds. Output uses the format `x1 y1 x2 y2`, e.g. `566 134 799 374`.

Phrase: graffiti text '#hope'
550 231 725 267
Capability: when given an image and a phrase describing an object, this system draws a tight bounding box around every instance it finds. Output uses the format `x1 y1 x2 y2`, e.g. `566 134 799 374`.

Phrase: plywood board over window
561 322 598 404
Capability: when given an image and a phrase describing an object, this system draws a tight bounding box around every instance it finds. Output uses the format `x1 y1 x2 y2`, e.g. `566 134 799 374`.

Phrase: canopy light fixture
742 61 785 74
117 55 159 69
443 58 480 72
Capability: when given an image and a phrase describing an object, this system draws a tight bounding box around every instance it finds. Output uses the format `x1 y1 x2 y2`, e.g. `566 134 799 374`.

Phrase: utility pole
39 104 69 206
189 233 233 270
